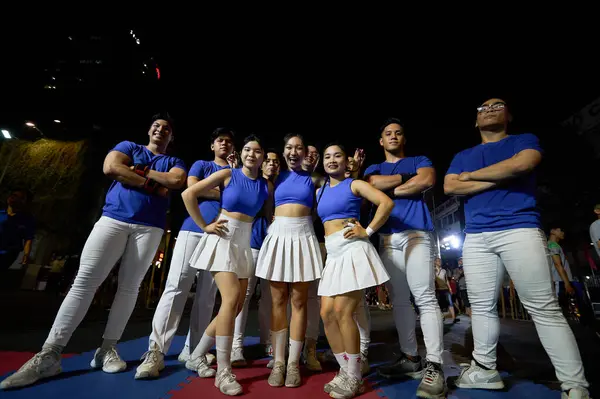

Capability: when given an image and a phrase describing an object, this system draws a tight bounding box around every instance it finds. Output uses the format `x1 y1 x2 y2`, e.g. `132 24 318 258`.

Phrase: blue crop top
221 168 269 217
274 169 314 209
317 178 362 223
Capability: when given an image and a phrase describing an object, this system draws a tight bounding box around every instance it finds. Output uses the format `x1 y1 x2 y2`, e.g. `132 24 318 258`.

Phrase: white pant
46 216 164 346
379 230 444 364
233 249 272 349
463 228 588 391
149 230 217 353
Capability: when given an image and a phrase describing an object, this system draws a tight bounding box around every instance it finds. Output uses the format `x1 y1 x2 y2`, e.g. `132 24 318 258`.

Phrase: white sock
334 352 348 372
346 353 361 380
271 329 288 364
191 333 216 359
288 338 303 365
216 336 233 373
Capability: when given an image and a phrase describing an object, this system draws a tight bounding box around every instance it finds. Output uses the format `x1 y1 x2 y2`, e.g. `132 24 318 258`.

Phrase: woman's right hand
204 219 229 237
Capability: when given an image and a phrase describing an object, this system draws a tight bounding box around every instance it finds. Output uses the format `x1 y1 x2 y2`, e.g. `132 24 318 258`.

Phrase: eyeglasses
477 102 506 113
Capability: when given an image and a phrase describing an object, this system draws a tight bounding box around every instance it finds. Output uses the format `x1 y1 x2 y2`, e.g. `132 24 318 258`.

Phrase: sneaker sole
454 381 504 390
416 387 448 399
134 364 165 380
0 366 62 390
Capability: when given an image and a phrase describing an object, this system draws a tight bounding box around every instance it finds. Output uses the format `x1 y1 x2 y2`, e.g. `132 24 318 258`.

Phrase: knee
221 290 240 312
320 306 336 325
333 305 354 324
290 294 307 311
271 290 288 309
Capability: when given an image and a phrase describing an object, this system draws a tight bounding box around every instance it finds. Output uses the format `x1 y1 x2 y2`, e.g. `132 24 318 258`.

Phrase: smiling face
147 119 173 147
283 136 305 171
241 140 264 172
323 145 347 178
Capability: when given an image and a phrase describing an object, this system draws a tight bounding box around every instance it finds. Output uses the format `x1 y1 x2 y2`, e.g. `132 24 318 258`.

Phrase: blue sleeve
111 141 136 158
188 160 206 179
514 133 542 154
415 156 433 170
364 163 380 176
446 153 464 175
171 157 187 172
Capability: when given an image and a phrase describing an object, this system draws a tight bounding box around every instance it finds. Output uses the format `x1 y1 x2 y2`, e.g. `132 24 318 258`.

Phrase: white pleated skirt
189 214 254 279
318 229 390 297
255 216 323 282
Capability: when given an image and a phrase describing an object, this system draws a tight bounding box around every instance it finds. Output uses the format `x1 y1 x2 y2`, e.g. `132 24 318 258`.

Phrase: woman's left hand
343 220 368 239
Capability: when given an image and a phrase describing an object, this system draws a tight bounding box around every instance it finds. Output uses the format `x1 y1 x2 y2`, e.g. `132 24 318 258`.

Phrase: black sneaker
378 353 424 380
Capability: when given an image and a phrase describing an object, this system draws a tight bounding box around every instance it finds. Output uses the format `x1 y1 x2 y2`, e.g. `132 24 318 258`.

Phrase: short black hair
283 133 305 147
10 188 33 203
243 134 263 149
151 112 174 131
305 143 319 151
323 142 347 157
264 148 280 163
379 117 404 134
211 127 235 143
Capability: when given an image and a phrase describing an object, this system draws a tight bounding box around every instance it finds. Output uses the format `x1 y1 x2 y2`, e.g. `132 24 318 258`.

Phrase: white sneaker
0 350 61 389
215 368 243 396
90 347 127 373
324 369 346 393
329 373 364 399
231 347 247 367
186 354 216 378
562 388 590 399
135 347 165 379
454 360 504 390
178 345 190 363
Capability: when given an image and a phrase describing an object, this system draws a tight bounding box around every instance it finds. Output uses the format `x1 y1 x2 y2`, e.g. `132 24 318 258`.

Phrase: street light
25 122 36 127
53 120 61 123
1 129 11 139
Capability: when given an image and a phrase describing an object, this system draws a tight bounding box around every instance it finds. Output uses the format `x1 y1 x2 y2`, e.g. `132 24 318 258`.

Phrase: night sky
1 27 599 244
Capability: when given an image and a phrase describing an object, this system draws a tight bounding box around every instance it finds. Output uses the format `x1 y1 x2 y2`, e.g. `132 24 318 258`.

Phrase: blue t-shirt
0 210 35 254
102 141 186 229
180 160 230 233
364 156 434 234
445 133 542 233
251 216 268 250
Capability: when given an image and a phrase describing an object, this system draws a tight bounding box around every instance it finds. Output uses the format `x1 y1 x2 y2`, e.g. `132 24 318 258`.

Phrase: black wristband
400 173 417 184
143 178 159 194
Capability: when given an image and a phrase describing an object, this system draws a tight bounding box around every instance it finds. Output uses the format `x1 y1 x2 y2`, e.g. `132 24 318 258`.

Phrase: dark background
0 27 599 256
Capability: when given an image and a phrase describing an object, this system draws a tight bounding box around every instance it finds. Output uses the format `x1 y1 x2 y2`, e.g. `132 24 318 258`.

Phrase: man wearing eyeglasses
444 99 589 399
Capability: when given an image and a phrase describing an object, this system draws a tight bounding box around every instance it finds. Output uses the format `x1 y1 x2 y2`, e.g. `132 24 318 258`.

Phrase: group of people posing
1 98 590 399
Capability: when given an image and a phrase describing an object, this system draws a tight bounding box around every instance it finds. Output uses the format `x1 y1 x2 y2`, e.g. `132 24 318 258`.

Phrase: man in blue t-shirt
444 98 588 398
231 149 280 367
136 127 236 380
0 189 35 273
1 113 187 390
364 118 446 398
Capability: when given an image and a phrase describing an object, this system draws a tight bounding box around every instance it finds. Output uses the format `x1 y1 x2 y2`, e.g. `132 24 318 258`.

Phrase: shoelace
104 348 121 364
422 364 439 385
221 369 237 384
141 350 159 364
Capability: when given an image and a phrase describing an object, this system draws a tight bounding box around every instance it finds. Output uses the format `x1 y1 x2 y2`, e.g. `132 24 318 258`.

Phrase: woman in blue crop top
316 144 393 397
254 133 323 388
181 135 272 396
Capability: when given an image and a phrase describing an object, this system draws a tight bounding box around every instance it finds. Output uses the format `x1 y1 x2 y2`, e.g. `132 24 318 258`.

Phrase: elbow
103 163 118 179
384 197 395 213
171 175 186 189
443 183 455 196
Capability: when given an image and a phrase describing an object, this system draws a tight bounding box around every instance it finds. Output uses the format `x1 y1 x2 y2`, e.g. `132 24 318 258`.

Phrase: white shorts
318 229 390 297
189 214 254 279
255 216 323 282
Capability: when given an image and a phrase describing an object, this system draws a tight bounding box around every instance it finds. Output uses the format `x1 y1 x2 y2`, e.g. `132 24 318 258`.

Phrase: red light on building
156 67 161 80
